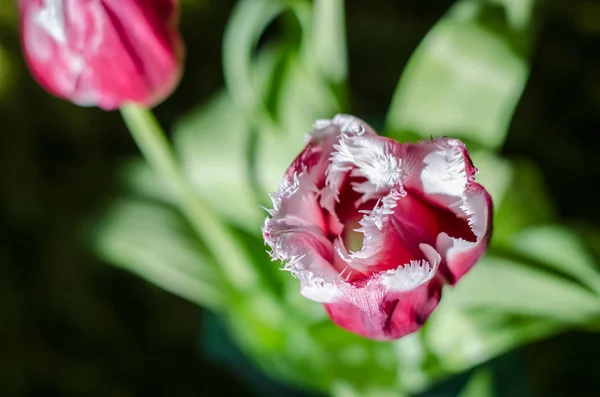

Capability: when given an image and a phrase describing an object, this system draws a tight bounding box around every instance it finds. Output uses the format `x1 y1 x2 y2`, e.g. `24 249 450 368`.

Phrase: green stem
119 104 259 294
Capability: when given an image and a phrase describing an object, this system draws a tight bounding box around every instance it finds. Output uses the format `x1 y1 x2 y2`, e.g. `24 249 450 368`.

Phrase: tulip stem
119 104 259 296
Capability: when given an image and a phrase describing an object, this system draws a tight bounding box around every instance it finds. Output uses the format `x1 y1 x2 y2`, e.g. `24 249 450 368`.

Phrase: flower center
342 217 363 252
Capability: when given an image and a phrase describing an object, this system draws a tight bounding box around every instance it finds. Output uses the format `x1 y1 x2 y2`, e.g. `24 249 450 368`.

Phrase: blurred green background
1 0 600 396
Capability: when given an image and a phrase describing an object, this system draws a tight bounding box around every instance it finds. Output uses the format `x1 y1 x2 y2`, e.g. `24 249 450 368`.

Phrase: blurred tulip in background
18 0 184 109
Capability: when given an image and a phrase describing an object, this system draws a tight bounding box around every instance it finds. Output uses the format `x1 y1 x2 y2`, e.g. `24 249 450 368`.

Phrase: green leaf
221 0 346 197
508 226 600 295
490 159 555 244
457 369 495 397
393 332 431 392
312 0 348 83
254 52 342 195
299 321 400 393
119 159 177 205
222 0 288 117
446 256 600 322
385 0 533 150
469 150 513 215
425 302 561 374
420 253 598 376
173 91 263 233
466 153 555 244
93 200 226 310
581 226 600 263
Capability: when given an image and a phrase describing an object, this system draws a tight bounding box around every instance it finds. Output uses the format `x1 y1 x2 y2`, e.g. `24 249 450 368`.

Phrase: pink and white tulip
263 115 493 340
18 0 184 110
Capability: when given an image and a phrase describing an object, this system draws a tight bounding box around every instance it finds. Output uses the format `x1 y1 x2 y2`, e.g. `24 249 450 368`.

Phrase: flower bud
19 0 184 109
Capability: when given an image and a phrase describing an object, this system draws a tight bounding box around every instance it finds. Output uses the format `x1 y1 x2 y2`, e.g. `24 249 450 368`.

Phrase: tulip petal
263 167 343 299
320 115 379 203
263 115 382 290
403 137 476 211
436 183 493 284
328 133 405 201
402 138 492 283
324 245 443 340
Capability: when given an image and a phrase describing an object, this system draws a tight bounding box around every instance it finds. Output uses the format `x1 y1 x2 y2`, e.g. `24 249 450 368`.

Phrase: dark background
0 0 599 396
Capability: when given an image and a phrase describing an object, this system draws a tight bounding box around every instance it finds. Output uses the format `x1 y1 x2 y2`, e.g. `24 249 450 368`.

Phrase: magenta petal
436 183 493 284
401 137 492 284
403 137 476 211
324 255 443 340
324 280 442 340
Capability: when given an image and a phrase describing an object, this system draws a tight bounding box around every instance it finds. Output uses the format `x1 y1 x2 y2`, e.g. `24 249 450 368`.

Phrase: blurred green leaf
312 0 348 84
221 0 346 196
457 369 495 397
581 226 600 263
447 256 600 322
469 151 513 207
490 159 555 244
120 159 178 205
467 152 555 245
254 51 342 195
425 301 561 375
173 91 263 233
385 0 533 150
421 254 600 377
93 200 226 310
508 226 600 295
331 382 405 397
291 320 400 393
222 0 288 118
394 332 431 392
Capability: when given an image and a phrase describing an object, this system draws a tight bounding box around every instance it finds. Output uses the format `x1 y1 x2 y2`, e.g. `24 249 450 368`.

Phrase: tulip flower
18 0 184 110
263 115 493 340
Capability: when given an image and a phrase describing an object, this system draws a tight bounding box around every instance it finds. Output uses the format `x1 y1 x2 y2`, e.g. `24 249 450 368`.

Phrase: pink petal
358 191 449 275
88 0 184 109
324 246 443 340
327 134 404 203
403 137 476 211
402 138 493 284
263 118 358 291
436 183 493 284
